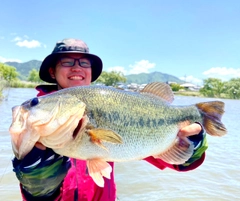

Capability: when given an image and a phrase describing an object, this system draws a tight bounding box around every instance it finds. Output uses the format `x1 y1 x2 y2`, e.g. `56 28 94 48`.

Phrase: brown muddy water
0 88 239 201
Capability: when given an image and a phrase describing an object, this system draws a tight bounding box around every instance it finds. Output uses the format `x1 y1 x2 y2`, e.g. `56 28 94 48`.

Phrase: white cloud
203 67 240 80
107 60 156 75
12 36 22 42
128 60 156 74
16 39 41 48
11 35 42 48
179 75 203 85
0 56 22 63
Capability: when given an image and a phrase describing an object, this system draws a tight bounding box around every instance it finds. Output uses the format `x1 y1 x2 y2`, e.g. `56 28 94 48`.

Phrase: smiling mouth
69 76 84 80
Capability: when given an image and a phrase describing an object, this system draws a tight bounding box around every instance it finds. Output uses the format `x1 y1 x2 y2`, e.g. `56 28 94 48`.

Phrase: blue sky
1 0 240 85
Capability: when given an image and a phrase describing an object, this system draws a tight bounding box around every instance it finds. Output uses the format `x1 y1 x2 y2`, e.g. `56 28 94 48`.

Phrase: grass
0 78 7 100
0 79 39 101
9 80 39 88
174 90 203 97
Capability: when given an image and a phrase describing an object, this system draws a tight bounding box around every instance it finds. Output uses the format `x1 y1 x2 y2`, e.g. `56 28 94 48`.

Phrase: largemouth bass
9 82 227 187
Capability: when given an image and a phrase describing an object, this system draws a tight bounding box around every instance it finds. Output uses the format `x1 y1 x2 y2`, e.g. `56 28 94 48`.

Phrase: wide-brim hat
39 38 103 83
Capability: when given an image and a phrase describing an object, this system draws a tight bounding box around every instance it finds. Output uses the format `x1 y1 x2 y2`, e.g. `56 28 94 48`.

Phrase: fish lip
72 118 83 139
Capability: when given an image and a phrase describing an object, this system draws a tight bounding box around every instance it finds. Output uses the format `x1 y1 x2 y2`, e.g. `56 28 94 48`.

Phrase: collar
36 84 58 96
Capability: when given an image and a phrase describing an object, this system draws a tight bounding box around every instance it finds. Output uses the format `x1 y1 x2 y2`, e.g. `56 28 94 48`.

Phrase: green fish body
9 82 227 187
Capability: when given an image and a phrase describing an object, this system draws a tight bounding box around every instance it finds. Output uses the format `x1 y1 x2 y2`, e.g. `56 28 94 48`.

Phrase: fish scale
52 86 203 160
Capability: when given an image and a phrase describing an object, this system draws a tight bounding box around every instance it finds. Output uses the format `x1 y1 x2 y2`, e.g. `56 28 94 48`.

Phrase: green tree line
200 78 240 99
0 63 127 95
0 63 126 86
1 62 240 99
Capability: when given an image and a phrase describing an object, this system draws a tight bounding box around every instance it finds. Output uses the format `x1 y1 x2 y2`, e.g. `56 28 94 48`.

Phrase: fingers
35 142 46 150
178 123 202 137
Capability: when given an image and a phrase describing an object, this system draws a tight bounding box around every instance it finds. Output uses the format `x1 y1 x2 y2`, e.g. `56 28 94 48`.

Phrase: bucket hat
39 38 103 83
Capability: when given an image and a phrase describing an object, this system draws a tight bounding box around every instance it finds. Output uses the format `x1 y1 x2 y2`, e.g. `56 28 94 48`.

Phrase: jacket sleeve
12 147 71 201
144 127 208 172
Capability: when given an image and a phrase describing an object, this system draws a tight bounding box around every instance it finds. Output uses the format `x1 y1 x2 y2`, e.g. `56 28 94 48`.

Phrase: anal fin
153 137 194 165
87 159 112 187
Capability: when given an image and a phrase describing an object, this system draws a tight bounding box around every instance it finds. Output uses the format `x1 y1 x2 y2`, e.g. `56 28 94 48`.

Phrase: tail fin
196 101 227 136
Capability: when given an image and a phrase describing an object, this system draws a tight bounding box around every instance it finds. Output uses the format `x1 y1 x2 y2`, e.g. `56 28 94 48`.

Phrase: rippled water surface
0 88 239 200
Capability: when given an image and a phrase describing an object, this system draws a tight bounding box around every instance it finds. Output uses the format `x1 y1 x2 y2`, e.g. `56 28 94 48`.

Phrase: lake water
0 88 239 201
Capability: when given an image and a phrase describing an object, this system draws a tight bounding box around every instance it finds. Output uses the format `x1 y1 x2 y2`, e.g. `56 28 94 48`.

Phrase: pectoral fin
153 137 194 164
87 159 112 187
87 126 122 150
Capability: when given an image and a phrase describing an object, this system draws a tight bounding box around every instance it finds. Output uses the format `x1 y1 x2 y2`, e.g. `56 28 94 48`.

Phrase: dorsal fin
140 82 174 104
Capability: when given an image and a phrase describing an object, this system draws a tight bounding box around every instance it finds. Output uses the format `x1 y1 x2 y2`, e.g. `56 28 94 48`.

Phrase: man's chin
69 80 90 87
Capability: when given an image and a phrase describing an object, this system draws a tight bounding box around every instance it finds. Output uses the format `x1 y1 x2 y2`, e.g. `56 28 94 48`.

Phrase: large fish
9 82 227 187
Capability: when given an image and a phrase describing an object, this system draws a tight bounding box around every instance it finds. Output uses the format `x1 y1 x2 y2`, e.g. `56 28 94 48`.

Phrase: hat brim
39 51 103 83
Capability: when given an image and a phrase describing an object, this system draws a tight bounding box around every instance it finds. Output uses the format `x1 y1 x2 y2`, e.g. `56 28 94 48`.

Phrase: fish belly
54 124 179 162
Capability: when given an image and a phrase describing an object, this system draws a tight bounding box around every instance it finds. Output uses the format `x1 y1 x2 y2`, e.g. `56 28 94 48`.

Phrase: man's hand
35 142 46 150
178 123 202 137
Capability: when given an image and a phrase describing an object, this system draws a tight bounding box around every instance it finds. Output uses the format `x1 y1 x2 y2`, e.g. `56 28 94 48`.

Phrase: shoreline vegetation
0 77 7 100
1 63 239 100
0 80 38 101
0 80 238 100
173 91 202 97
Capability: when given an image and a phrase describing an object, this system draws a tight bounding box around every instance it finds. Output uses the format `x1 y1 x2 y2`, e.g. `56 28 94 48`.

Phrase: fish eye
30 97 39 107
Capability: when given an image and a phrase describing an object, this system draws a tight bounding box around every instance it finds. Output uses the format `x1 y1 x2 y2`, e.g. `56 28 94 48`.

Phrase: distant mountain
125 72 184 84
5 60 42 80
5 60 184 84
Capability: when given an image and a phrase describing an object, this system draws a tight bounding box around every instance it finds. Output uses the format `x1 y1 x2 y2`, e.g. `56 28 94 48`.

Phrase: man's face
49 53 92 89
